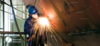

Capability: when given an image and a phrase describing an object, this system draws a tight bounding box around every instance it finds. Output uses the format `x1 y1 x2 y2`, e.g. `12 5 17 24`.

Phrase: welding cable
10 0 35 41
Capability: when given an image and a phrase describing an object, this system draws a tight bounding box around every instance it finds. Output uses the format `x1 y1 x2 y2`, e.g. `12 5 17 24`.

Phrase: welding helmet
28 6 38 14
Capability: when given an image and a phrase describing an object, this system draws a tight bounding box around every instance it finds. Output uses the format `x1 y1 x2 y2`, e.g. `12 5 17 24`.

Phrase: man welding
24 5 47 46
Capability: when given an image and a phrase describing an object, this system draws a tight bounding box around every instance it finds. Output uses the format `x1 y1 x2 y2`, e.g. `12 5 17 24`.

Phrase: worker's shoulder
26 18 31 21
26 16 32 21
25 17 32 23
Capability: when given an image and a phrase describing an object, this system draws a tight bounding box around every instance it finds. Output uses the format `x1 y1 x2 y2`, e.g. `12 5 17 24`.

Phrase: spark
31 17 63 45
38 17 50 27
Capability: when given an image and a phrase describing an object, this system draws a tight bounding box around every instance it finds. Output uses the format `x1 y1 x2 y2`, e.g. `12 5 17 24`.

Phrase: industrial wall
70 33 100 46
22 0 100 33
22 0 100 46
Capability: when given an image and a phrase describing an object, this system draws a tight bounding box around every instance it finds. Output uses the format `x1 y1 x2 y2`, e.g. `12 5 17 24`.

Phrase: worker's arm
24 20 34 34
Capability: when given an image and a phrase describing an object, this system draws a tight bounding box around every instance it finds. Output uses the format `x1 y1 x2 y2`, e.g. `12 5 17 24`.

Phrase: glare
5 37 12 43
48 13 53 19
38 17 49 26
33 17 63 45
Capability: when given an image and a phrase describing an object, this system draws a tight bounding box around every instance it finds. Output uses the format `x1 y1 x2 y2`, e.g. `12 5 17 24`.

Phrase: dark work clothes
24 15 47 46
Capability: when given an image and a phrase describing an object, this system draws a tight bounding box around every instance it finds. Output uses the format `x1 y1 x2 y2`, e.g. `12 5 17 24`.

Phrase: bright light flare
33 17 63 45
38 17 49 26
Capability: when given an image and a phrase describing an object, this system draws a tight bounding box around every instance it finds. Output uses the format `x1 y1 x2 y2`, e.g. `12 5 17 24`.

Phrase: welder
24 5 47 46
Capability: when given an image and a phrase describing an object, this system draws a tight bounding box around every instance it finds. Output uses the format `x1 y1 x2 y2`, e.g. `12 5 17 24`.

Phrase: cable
10 0 34 41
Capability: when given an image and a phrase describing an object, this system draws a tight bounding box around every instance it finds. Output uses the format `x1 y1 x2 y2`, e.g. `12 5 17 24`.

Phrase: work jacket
24 15 47 46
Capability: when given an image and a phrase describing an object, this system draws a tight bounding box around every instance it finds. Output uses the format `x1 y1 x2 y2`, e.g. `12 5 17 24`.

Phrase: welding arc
10 0 34 41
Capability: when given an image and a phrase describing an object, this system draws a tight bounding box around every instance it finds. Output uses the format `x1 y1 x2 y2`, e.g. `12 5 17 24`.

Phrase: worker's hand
31 34 36 40
32 34 35 38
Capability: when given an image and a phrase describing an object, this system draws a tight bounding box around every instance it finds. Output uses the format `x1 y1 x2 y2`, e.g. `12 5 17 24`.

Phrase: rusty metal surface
70 33 100 46
22 0 100 46
22 0 100 33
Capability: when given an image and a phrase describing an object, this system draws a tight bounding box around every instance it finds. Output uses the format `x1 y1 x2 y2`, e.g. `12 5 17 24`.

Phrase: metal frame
0 0 26 14
0 28 3 29
1 0 27 46
0 31 27 46
2 0 5 46
0 31 26 34
0 0 27 20
0 8 25 20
